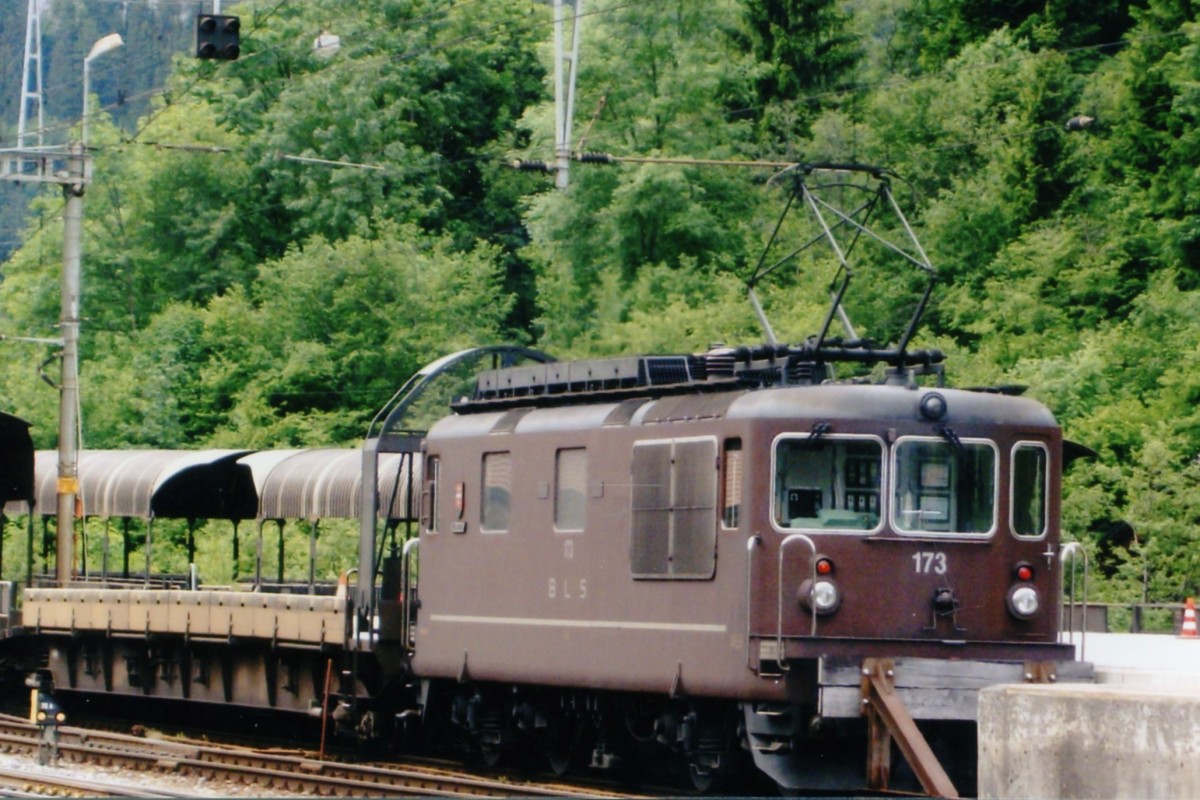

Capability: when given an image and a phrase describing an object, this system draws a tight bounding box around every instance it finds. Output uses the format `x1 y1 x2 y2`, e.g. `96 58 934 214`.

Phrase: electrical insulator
510 160 553 172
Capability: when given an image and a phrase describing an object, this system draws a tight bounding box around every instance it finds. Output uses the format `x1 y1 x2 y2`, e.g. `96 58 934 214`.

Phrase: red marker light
816 557 834 576
1016 564 1034 582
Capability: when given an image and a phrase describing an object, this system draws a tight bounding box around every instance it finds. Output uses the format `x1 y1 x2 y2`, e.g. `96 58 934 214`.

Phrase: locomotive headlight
799 579 841 615
919 392 948 420
812 580 840 613
1007 584 1040 619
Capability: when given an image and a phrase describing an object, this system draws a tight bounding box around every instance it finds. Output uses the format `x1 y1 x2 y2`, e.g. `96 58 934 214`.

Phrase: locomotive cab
744 383 1071 662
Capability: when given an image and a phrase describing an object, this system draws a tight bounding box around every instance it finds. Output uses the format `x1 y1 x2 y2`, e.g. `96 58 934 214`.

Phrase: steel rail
0 715 637 798
0 764 195 798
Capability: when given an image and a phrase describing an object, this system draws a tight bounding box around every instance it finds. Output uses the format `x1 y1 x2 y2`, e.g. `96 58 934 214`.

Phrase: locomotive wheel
688 753 725 793
480 742 503 768
544 712 583 777
688 745 742 793
545 734 574 776
686 708 741 793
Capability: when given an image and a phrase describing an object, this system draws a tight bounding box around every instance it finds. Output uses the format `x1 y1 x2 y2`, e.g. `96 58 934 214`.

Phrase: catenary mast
17 0 44 149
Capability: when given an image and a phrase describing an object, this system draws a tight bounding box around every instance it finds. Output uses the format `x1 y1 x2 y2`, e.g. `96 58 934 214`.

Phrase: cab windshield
892 438 996 536
773 436 882 532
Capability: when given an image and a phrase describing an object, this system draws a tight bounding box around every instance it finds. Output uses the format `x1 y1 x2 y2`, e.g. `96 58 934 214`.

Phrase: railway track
0 714 644 797
0 763 198 798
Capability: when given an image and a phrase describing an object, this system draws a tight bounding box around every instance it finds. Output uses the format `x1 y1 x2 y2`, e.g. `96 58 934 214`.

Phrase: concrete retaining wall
978 682 1200 799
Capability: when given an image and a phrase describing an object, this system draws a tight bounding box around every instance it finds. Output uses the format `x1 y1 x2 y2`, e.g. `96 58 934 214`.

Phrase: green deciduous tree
737 0 861 145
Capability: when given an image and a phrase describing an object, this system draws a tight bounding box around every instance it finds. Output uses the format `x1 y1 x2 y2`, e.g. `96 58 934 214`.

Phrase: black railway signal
195 14 241 60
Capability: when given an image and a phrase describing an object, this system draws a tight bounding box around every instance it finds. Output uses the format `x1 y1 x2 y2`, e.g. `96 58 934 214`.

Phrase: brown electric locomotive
389 342 1090 793
359 166 1093 793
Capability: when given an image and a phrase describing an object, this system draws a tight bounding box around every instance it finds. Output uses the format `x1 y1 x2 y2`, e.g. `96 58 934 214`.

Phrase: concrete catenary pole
553 0 583 189
55 146 85 587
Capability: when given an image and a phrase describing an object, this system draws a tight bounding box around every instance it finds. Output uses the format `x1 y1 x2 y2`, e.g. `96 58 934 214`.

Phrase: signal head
195 14 241 61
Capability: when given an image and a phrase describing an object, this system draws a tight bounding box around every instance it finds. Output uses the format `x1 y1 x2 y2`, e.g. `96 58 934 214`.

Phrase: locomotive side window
892 438 997 537
555 448 587 532
772 436 882 532
1011 442 1049 538
422 455 440 533
631 437 718 579
722 439 743 529
481 451 512 532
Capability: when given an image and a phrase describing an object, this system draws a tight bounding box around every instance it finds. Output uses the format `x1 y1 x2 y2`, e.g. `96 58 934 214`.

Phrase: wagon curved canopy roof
5 448 420 523
7 449 257 520
244 449 419 522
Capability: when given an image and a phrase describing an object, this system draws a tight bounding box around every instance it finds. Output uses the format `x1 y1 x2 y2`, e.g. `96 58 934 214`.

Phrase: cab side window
555 448 587 532
481 452 512 532
1011 443 1048 538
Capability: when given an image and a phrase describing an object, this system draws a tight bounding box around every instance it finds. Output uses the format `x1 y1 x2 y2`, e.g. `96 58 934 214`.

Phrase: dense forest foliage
2 0 1200 605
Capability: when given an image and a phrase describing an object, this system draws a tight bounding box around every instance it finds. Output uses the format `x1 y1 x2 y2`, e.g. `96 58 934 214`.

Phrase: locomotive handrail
746 535 761 670
1059 542 1089 661
777 533 819 670
401 538 419 650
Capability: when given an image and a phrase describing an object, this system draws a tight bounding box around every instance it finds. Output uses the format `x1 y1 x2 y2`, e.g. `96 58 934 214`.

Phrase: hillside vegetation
2 0 1199 603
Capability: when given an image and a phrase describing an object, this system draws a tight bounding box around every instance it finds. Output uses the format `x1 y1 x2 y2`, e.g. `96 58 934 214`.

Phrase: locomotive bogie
423 677 751 790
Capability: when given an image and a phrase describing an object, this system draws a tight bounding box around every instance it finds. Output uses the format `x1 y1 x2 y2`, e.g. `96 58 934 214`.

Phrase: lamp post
82 33 123 156
54 33 121 587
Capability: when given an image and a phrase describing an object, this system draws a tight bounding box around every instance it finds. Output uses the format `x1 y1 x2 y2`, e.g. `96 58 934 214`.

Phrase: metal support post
860 658 959 799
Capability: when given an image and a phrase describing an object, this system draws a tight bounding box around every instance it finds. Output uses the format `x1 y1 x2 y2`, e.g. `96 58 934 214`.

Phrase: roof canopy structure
4 449 419 523
243 449 418 522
